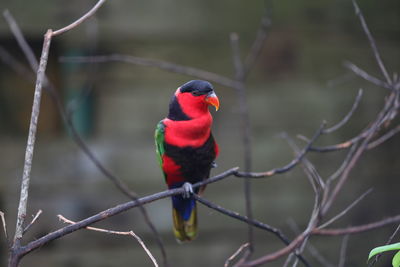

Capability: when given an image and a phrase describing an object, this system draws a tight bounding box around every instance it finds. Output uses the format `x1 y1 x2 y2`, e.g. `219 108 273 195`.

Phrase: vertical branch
11 29 52 263
244 4 271 76
3 10 168 267
230 32 254 252
352 0 392 85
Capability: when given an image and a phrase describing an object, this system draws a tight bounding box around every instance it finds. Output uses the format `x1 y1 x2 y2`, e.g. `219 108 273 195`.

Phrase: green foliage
392 251 400 267
368 242 400 267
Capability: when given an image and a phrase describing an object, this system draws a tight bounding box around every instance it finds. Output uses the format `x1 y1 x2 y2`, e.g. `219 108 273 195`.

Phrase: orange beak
205 91 220 111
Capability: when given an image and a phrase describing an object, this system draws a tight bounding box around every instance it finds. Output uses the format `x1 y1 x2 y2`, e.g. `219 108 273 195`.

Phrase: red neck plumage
164 89 213 147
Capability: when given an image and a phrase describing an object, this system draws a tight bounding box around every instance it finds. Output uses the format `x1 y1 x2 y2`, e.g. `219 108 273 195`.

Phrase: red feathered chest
163 113 213 148
161 113 219 187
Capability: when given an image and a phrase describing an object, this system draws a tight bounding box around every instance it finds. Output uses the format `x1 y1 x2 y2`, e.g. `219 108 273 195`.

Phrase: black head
179 80 214 95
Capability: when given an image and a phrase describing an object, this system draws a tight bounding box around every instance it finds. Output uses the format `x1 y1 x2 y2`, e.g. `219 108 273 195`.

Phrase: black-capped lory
155 80 219 242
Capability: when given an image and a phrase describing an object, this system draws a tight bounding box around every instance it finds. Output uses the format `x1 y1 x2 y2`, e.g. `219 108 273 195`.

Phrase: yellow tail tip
172 207 198 242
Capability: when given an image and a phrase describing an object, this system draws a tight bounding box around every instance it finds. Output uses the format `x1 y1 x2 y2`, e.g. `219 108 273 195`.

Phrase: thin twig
241 136 325 267
240 230 313 267
225 243 250 267
241 214 400 266
236 122 325 178
367 124 400 149
343 62 391 90
338 235 349 267
384 223 400 249
313 215 400 236
292 177 324 267
243 6 271 76
305 242 335 267
2 10 40 71
237 215 400 267
23 209 43 235
52 0 107 36
307 92 397 153
58 215 158 267
352 0 392 85
230 31 254 255
194 195 311 267
59 54 240 89
0 45 34 79
319 188 373 229
0 211 8 241
12 29 52 245
282 132 324 192
307 131 365 152
282 134 325 267
321 92 397 215
323 89 363 134
324 142 359 188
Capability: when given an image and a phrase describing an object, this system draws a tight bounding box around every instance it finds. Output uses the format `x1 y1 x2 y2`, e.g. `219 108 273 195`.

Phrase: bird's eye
191 91 202 96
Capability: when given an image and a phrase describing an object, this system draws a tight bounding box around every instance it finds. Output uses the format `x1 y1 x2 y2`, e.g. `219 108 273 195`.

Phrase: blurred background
0 0 399 266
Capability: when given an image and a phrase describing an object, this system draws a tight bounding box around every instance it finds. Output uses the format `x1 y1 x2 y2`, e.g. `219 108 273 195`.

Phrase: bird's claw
182 182 194 198
211 161 218 168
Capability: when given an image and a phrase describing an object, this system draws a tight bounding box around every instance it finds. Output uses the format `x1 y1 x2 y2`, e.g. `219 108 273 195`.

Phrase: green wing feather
155 121 166 179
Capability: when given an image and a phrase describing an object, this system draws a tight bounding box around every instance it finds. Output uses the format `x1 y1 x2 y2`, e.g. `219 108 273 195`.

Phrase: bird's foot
211 161 218 168
182 182 194 198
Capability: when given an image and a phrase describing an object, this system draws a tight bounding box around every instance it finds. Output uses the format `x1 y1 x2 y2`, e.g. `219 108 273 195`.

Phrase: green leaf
368 242 400 261
392 251 400 267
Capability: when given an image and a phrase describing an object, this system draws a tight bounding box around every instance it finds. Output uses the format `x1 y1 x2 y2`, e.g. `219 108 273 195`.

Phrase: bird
155 80 220 242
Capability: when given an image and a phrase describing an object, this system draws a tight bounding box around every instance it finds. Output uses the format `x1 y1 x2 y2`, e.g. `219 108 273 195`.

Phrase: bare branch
236 213 400 267
323 89 363 134
225 243 250 267
244 7 271 77
0 211 8 241
241 214 400 266
324 142 359 189
307 133 362 152
2 10 40 71
13 29 52 245
282 132 324 193
0 45 33 79
305 242 335 267
367 124 400 149
313 215 400 236
338 235 349 267
319 188 373 229
236 122 325 178
309 90 397 155
321 92 397 215
52 0 107 36
230 32 246 81
59 54 240 88
194 195 311 267
23 210 43 235
230 31 254 254
352 0 392 85
344 62 391 90
240 230 313 267
58 215 158 267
